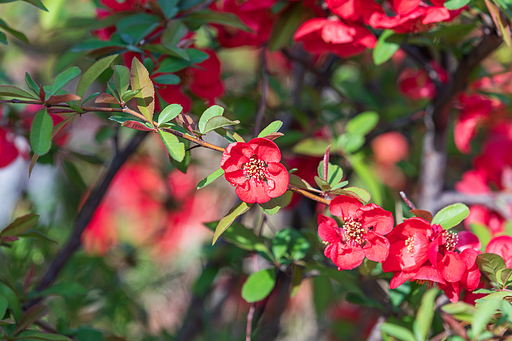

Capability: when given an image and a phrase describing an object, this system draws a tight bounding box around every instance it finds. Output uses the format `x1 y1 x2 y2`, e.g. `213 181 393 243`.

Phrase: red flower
220 138 289 204
486 235 512 267
398 63 448 101
294 17 376 58
383 217 481 302
0 127 19 168
318 195 394 270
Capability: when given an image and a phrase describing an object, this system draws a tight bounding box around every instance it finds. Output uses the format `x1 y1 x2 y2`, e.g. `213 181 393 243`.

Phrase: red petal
457 231 481 252
422 7 450 25
364 232 390 262
390 270 418 289
318 214 342 244
414 266 444 284
0 129 18 168
294 18 327 40
249 138 282 163
333 243 366 270
359 203 394 235
438 282 460 302
220 142 253 173
394 0 420 14
439 252 466 282
321 20 354 44
235 178 271 204
266 162 289 198
329 195 363 220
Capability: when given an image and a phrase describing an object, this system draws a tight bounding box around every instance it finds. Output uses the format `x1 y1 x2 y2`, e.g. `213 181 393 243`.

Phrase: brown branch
289 185 331 205
31 131 148 300
418 31 502 212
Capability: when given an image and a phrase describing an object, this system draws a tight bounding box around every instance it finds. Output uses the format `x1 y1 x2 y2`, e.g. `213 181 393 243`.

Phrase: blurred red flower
486 235 512 267
318 195 393 270
221 137 289 204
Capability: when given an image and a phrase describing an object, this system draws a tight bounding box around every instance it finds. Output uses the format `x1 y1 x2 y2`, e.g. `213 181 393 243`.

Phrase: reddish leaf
38 85 45 102
323 145 331 181
410 209 433 222
95 93 120 104
13 304 48 335
0 213 39 237
24 264 35 295
46 94 81 104
121 121 155 131
261 132 284 140
131 57 155 122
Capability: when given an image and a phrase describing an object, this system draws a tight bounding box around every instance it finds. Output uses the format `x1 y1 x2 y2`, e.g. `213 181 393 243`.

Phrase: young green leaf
212 201 252 245
346 111 379 136
380 323 416 341
373 30 402 66
202 116 240 134
472 299 500 339
0 85 39 99
0 213 39 237
113 65 130 96
158 103 183 126
30 109 53 156
50 66 81 96
22 0 48 11
121 88 142 103
131 57 155 122
431 203 469 229
344 186 371 203
317 161 344 186
152 74 180 85
444 0 470 9
413 288 438 341
0 296 7 320
0 19 29 43
258 120 283 138
476 253 507 284
24 73 39 96
199 105 224 133
241 269 276 303
76 54 118 98
197 168 224 190
161 20 188 49
159 130 185 162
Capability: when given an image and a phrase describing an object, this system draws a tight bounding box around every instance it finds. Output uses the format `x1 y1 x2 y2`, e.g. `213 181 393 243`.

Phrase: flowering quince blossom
318 195 394 270
486 235 512 267
294 17 376 58
220 138 289 204
382 217 480 302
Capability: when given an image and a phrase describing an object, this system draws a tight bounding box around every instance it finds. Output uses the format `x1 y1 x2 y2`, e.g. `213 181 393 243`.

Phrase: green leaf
113 65 130 97
260 192 289 215
22 0 48 11
431 203 470 229
161 20 188 49
268 1 303 51
343 186 371 203
441 302 476 322
197 168 224 190
337 133 365 153
476 253 507 284
469 223 491 250
0 283 22 322
413 288 438 341
152 74 180 85
293 138 331 157
159 130 185 162
242 269 276 303
380 323 416 341
204 221 273 260
76 54 118 98
203 116 240 134
0 19 29 43
444 0 470 9
0 85 39 99
373 30 402 66
13 304 48 335
62 159 87 192
498 268 512 287
199 105 224 133
317 161 344 186
131 57 155 122
158 103 183 126
212 201 252 245
0 296 8 319
346 111 379 136
258 120 283 137
183 10 251 31
0 213 39 237
472 299 500 339
30 108 53 156
290 265 303 298
0 318 14 325
121 88 142 103
0 31 6 44
50 66 81 96
28 282 86 299
157 0 179 17
347 153 382 205
116 13 160 45
314 176 331 192
271 228 310 262
108 115 145 125
18 230 57 244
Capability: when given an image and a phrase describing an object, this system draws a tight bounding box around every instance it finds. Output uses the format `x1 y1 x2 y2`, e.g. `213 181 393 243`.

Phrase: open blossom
382 217 480 302
221 138 289 204
486 235 512 267
318 195 394 270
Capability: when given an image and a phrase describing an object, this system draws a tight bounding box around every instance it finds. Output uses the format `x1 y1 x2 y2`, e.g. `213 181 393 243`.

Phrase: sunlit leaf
159 130 185 162
212 201 252 245
0 214 39 237
198 105 224 133
30 109 53 156
76 54 118 98
0 85 39 99
431 203 469 229
197 168 224 190
131 57 155 122
241 268 276 303
50 66 81 96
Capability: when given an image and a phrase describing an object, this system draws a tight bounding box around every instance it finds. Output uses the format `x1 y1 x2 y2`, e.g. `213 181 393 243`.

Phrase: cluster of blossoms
294 0 462 58
317 196 481 302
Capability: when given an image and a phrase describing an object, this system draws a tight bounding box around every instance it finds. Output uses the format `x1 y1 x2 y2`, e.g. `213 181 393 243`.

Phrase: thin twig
246 304 256 341
400 191 417 210
289 185 331 205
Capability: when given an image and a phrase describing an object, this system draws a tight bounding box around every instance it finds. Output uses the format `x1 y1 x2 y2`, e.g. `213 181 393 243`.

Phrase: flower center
405 236 414 253
414 279 437 289
442 230 459 252
343 218 366 246
241 155 267 181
